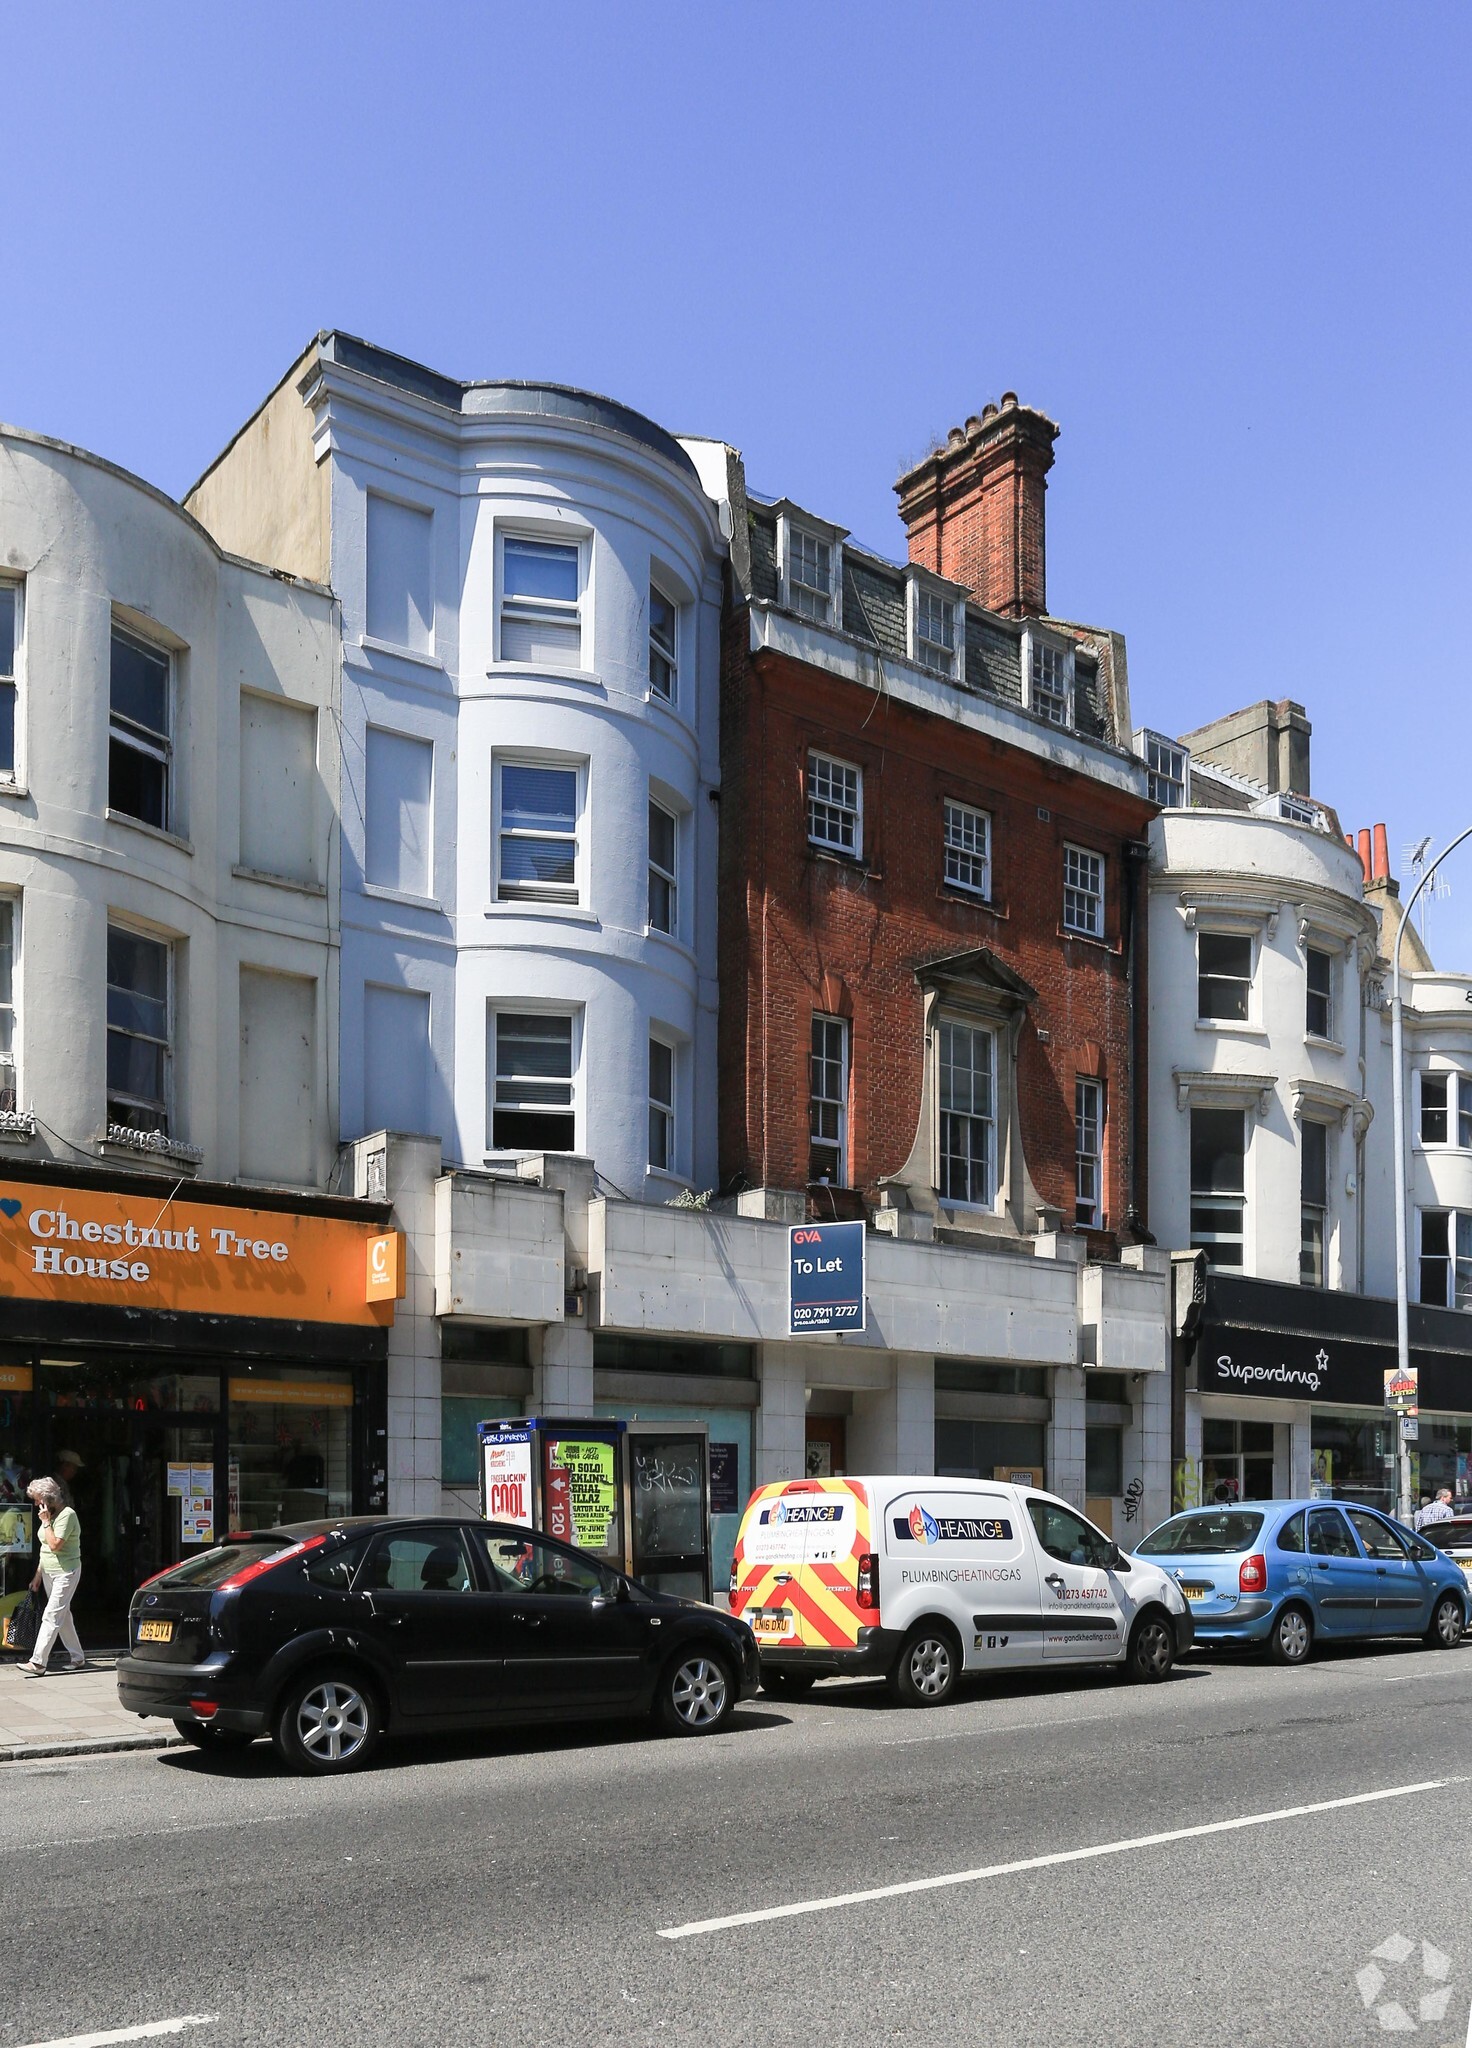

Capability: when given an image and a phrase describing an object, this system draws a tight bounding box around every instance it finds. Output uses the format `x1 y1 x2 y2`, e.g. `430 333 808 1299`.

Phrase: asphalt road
5 1638 1472 2048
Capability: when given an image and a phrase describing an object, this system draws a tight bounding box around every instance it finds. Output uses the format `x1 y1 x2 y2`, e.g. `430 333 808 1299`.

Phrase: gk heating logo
892 1506 1013 1544
761 1501 843 1527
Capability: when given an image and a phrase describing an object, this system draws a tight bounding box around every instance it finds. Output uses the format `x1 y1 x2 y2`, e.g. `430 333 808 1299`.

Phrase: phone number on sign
791 1304 862 1325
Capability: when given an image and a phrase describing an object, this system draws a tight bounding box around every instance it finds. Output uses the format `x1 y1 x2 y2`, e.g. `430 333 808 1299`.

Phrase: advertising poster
181 1496 214 1543
544 1436 617 1553
0 1504 33 1556
1384 1366 1419 1413
166 1461 192 1498
482 1430 535 1525
709 1443 739 1518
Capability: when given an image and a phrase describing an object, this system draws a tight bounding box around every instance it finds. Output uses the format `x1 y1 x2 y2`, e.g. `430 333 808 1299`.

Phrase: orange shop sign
0 1185 395 1328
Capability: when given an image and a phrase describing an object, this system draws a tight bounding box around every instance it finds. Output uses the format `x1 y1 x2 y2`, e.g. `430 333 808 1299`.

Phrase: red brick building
712 396 1158 1251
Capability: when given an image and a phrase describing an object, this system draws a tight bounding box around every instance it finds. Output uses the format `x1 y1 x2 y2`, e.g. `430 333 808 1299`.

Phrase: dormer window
1134 729 1189 808
789 530 831 620
776 506 844 629
1023 631 1073 727
908 578 962 680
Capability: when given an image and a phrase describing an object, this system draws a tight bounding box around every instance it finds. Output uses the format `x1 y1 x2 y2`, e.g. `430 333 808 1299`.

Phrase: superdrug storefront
1178 1273 1472 1515
0 1163 397 1638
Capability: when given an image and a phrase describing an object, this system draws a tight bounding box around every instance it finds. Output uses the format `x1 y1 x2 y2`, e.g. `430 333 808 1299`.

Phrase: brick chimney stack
895 394 1059 619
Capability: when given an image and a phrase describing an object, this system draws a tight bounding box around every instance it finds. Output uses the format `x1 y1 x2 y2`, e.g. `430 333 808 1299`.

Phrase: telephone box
477 1416 712 1602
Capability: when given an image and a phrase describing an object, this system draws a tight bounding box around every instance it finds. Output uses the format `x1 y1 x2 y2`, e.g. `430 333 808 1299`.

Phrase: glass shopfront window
1200 1418 1275 1503
935 1419 1047 1483
228 1371 353 1532
1310 1412 1395 1514
1412 1418 1472 1505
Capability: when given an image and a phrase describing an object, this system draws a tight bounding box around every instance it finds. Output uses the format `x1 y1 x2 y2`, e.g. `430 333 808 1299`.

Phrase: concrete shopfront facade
0 1164 396 1634
352 1133 1173 1596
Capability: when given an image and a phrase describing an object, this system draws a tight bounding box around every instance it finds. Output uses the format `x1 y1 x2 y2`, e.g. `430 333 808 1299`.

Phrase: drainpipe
1123 839 1152 1241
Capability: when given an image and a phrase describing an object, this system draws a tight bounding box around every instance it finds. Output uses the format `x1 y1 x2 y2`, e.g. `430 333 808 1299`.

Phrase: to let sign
788 1220 866 1336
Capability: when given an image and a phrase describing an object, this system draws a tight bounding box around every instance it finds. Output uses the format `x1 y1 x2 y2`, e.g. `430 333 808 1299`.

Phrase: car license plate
752 1610 794 1638
137 1619 173 1643
1182 1583 1213 1601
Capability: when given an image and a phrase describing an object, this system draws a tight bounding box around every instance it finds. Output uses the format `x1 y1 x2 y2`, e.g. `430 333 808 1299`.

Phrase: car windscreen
154 1541 295 1589
1423 1522 1472 1553
1139 1511 1265 1556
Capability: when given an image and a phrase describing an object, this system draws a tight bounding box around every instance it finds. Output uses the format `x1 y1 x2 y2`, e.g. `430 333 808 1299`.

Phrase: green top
39 1506 80 1576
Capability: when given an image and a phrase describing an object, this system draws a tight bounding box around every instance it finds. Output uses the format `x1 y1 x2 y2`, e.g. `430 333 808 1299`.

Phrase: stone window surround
882 950 1046 1242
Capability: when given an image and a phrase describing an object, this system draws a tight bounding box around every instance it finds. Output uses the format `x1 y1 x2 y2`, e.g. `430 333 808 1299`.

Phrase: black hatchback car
116 1516 759 1773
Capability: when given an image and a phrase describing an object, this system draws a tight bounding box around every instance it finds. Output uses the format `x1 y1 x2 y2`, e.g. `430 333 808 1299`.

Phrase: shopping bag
2 1589 45 1657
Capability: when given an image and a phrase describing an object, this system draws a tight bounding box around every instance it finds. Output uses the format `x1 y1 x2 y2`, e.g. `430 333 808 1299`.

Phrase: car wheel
656 1650 735 1736
273 1669 380 1775
1268 1603 1313 1666
760 1669 816 1698
172 1719 255 1753
1126 1610 1175 1683
889 1624 959 1707
1426 1592 1465 1650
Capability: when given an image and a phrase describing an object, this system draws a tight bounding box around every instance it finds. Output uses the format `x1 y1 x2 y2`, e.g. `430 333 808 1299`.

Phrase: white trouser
33 1567 83 1667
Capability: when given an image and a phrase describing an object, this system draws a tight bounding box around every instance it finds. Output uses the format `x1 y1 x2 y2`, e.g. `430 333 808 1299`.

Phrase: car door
1025 1497 1127 1661
1346 1510 1430 1632
476 1528 650 1715
359 1526 504 1719
1305 1506 1379 1635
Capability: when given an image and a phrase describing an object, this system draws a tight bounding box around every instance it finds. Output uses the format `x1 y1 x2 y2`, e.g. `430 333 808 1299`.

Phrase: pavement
0 1647 180 1760
4 1635 1472 2048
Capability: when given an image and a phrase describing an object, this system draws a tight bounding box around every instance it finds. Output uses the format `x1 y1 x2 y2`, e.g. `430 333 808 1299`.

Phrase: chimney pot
981 401 998 421
1000 391 1018 408
963 414 984 438
1373 823 1390 881
1357 829 1372 882
947 426 965 448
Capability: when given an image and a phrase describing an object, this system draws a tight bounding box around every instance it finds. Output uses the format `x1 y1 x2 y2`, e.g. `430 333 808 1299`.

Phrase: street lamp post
1390 823 1472 1524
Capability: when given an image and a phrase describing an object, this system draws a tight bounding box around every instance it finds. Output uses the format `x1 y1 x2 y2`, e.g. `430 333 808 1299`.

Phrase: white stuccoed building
1147 701 1472 1518
188 334 730 1557
0 421 395 1627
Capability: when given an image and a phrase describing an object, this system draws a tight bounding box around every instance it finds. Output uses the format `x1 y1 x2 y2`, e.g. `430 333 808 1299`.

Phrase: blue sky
7 4 1470 958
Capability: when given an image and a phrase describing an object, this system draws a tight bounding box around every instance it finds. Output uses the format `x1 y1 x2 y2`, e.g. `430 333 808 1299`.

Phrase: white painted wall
309 366 725 1205
1147 809 1378 1287
0 426 339 1186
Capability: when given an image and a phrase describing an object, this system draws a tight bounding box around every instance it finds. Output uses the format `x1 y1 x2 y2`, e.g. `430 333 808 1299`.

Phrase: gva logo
792 1229 825 1245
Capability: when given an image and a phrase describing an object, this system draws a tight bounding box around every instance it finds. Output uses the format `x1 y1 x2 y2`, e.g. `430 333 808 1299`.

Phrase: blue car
1137 1499 1468 1665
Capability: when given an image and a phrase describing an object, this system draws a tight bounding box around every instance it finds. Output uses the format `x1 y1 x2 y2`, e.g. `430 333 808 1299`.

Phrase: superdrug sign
1198 1324 1471 1410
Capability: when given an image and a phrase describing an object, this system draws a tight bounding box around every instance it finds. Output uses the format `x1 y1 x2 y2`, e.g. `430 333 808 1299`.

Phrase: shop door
44 1409 221 1637
629 1433 710 1601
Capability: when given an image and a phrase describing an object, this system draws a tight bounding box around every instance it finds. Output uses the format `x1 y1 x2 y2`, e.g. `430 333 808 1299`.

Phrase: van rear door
732 1480 870 1653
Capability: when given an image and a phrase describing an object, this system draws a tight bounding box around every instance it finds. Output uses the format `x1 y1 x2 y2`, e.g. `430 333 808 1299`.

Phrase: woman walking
18 1477 85 1676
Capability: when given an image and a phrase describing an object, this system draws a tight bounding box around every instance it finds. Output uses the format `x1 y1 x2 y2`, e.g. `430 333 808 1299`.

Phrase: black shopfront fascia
1190 1273 1472 1410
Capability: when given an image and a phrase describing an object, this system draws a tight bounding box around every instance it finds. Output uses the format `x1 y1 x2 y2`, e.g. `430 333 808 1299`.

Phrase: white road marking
657 1776 1466 1939
16 2017 217 2048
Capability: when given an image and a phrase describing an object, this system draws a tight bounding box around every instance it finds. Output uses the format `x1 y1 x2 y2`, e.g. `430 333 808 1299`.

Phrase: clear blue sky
7 4 1470 958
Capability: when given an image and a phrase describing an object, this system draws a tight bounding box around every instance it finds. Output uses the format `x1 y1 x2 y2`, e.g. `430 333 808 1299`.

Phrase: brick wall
718 622 1154 1243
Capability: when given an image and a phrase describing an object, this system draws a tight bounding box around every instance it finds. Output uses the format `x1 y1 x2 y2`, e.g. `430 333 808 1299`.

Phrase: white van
730 1474 1193 1705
